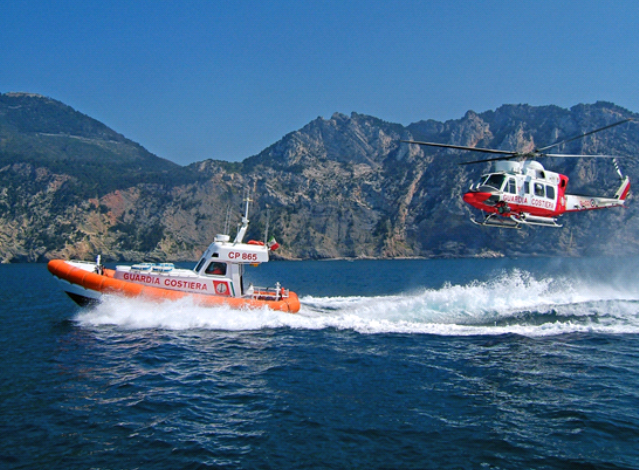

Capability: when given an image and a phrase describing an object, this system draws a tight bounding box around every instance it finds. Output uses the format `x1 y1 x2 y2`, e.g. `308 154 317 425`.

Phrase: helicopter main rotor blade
401 140 514 155
403 117 633 165
536 118 633 153
457 154 521 165
543 153 626 158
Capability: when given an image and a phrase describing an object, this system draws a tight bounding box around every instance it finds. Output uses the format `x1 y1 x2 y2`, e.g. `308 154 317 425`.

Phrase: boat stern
283 290 301 313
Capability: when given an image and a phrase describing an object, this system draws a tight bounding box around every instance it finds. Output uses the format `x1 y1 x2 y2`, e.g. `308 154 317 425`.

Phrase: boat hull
48 259 301 313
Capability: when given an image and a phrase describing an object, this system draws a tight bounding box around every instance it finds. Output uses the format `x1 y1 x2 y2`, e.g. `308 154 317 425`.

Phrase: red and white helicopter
403 118 634 229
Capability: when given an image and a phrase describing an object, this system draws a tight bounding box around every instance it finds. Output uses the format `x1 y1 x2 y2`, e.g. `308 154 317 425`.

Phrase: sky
1 0 638 165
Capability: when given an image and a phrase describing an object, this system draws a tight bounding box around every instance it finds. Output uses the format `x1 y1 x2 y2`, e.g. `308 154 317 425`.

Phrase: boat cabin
192 234 271 298
113 196 287 301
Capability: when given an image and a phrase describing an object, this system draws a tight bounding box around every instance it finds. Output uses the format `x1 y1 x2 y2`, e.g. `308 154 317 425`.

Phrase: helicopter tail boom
565 176 630 212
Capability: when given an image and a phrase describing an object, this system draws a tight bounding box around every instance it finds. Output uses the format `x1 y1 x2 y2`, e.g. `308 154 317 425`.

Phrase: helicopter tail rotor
611 158 629 203
613 158 624 179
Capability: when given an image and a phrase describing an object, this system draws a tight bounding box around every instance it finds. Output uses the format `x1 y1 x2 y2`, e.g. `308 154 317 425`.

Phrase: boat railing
250 282 289 301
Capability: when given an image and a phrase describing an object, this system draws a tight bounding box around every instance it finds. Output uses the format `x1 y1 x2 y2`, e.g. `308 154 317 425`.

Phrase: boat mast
234 190 252 243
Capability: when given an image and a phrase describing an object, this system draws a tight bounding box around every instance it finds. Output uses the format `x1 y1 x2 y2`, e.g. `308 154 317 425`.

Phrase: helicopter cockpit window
482 174 506 191
506 178 516 194
534 183 545 197
546 185 555 200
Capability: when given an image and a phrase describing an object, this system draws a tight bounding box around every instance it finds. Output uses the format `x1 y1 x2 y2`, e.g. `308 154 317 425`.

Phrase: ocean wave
75 269 639 337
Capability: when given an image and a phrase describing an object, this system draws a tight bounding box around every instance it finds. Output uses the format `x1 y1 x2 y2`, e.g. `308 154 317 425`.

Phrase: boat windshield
480 174 506 191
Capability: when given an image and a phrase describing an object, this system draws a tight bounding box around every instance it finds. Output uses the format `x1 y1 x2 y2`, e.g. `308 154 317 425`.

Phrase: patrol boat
48 199 300 313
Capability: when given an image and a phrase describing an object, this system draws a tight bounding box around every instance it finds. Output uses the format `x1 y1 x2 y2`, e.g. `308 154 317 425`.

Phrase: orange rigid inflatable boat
48 199 301 313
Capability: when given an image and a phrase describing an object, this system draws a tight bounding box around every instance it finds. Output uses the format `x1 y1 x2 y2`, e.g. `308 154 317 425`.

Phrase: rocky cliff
1 93 637 262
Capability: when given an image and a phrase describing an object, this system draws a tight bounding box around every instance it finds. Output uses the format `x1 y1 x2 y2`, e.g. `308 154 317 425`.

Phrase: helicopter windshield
479 174 506 191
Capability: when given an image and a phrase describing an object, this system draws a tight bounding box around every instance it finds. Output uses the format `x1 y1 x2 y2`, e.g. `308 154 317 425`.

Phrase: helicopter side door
529 180 557 213
502 175 524 206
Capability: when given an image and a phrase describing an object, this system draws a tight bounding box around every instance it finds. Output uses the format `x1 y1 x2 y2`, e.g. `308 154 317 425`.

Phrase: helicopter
403 118 634 229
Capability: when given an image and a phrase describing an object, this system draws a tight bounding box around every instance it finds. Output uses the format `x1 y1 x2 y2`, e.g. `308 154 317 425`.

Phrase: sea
1 256 639 470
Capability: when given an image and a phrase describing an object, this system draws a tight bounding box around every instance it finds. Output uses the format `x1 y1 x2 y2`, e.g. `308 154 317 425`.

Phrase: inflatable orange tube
48 259 301 313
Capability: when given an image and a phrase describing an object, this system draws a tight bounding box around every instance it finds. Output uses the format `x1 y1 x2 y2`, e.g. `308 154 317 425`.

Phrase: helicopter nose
463 191 499 207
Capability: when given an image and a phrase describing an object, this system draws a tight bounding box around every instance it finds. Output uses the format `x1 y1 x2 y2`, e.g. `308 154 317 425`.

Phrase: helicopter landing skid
471 213 563 229
513 214 563 228
470 214 521 229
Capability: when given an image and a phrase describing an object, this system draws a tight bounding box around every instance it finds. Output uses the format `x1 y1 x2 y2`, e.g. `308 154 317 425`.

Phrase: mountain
0 92 638 262
0 93 190 194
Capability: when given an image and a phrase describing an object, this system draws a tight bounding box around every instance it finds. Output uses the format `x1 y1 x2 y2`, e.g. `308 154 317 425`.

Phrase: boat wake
75 269 639 337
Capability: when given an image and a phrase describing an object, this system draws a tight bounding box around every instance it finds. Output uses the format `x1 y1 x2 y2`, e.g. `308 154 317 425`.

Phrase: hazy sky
2 0 638 165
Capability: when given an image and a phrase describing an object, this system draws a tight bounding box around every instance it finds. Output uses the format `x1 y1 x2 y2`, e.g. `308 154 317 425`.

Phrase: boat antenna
223 204 231 235
234 187 252 243
263 205 270 244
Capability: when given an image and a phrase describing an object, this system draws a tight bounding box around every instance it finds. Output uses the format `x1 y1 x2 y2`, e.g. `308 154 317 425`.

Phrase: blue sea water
1 256 639 469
